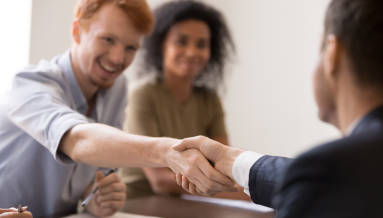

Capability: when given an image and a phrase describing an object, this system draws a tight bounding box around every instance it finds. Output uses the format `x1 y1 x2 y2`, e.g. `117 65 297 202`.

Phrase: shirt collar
57 50 88 114
345 116 363 136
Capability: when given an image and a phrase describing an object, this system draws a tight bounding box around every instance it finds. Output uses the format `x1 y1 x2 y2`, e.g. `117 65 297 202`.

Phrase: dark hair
141 0 234 90
325 0 383 90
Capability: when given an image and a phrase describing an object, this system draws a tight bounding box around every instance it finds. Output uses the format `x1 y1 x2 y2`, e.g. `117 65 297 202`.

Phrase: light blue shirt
0 50 127 216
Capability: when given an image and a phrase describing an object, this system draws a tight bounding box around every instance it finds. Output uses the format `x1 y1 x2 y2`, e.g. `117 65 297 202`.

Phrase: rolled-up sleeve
7 71 89 164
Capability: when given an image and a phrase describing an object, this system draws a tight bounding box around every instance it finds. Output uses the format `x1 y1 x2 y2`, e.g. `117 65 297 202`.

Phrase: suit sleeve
249 155 293 208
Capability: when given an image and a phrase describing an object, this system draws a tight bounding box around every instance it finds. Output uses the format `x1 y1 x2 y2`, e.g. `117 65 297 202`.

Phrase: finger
192 158 237 191
100 200 125 210
0 208 29 215
0 209 17 214
182 176 190 192
171 173 176 181
186 174 218 195
196 186 215 197
172 136 202 151
97 182 126 195
189 183 198 196
176 173 182 186
95 171 105 183
96 173 121 188
0 212 33 218
97 192 126 204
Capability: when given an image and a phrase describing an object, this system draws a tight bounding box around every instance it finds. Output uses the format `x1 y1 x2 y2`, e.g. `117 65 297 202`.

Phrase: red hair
75 0 154 35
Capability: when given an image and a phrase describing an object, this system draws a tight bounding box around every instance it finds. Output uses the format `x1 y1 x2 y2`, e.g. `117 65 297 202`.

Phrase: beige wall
28 0 340 157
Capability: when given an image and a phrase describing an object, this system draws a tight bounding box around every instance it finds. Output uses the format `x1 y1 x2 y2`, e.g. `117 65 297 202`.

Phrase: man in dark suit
172 0 383 217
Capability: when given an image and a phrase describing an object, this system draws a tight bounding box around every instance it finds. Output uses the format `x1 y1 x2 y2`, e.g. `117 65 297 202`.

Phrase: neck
163 70 194 103
337 86 383 135
70 47 99 102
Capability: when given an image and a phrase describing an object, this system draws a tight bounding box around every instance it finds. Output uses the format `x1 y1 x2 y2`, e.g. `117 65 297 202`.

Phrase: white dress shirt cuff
232 151 264 195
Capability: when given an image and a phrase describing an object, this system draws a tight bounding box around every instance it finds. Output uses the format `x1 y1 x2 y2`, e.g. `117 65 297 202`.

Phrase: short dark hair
325 0 383 90
140 0 234 90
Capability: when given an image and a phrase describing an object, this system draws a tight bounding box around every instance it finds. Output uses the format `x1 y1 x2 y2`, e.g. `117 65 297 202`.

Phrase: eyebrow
102 32 141 48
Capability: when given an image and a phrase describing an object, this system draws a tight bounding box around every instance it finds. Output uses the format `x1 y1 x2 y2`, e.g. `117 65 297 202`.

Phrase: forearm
59 123 178 168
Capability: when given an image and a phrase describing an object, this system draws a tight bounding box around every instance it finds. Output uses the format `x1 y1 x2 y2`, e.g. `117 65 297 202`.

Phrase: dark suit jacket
249 105 383 218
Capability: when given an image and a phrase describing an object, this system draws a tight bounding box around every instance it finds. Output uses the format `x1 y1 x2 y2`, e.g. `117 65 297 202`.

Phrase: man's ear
323 34 340 80
72 19 82 44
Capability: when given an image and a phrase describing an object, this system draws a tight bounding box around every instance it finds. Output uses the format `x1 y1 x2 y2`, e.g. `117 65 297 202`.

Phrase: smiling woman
120 0 250 201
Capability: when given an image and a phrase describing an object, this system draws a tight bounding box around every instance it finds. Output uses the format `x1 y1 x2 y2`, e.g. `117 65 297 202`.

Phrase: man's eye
126 46 137 51
104 37 114 44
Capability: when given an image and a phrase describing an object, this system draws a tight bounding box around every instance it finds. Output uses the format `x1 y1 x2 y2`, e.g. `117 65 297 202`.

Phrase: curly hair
141 0 235 90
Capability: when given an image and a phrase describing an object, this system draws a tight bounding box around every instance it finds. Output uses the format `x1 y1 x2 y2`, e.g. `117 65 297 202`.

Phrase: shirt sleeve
125 86 161 137
206 92 227 138
7 71 89 164
233 151 265 195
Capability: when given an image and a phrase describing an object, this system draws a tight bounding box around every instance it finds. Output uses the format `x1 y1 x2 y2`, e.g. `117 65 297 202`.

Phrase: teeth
100 62 117 72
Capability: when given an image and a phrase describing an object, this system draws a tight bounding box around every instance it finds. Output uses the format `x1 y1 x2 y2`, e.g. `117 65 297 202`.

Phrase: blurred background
0 0 339 158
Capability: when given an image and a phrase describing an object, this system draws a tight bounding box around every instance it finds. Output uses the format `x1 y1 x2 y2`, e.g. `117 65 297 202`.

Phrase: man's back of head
325 0 383 91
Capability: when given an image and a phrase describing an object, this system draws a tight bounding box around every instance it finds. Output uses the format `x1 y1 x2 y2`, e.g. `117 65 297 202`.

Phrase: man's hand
171 136 245 196
0 208 32 218
164 138 239 196
85 171 126 217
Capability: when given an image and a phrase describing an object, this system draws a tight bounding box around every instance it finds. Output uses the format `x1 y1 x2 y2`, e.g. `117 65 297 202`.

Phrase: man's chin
90 77 114 89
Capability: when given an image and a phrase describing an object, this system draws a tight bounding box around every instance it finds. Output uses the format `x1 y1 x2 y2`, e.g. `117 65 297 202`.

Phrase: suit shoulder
290 132 383 174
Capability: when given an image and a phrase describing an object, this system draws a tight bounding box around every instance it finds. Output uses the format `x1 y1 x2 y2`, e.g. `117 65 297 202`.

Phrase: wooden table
123 196 274 218
37 195 274 218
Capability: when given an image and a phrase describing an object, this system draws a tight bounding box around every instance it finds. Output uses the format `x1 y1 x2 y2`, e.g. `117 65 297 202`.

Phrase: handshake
167 136 246 197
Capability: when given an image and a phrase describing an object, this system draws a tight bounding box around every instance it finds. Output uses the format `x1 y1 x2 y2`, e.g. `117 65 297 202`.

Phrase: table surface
123 195 274 218
37 195 274 218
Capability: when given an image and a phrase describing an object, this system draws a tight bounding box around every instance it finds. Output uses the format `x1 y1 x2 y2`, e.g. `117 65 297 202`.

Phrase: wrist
222 147 246 180
157 137 181 167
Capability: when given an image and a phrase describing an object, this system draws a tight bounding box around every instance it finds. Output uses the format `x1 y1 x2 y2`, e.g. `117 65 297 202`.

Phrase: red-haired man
0 0 235 217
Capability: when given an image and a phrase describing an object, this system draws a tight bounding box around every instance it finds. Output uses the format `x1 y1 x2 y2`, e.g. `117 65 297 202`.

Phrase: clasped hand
84 171 126 217
171 136 245 196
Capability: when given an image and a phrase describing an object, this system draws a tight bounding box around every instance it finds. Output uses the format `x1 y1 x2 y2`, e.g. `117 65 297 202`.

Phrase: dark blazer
249 105 383 218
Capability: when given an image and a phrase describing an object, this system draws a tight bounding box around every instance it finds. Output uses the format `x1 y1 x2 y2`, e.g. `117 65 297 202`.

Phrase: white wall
29 0 78 64
203 0 340 157
27 0 340 157
0 0 32 95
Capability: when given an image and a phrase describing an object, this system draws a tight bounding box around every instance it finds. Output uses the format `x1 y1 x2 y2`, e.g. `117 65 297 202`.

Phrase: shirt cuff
232 151 264 195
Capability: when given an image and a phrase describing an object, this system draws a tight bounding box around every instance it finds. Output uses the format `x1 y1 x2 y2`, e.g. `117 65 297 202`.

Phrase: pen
81 169 115 207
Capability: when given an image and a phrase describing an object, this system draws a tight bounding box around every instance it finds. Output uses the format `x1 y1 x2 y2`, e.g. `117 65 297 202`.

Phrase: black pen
81 169 115 207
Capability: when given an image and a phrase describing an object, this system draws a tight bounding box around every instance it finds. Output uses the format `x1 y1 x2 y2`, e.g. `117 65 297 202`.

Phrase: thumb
172 137 200 151
95 171 104 183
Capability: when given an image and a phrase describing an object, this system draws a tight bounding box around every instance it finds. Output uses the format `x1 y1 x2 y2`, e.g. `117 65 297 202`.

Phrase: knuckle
206 182 216 190
185 168 193 176
111 173 119 180
205 171 213 179
200 186 208 193
196 135 204 141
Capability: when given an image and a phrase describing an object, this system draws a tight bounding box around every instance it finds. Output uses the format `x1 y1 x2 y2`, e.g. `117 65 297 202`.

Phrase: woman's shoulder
130 81 165 99
193 86 220 101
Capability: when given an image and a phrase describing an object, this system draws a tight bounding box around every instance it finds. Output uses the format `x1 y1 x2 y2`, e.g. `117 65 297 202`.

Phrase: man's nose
109 46 125 65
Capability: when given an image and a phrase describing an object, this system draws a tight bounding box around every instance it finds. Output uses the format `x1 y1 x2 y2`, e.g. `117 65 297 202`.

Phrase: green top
119 81 227 198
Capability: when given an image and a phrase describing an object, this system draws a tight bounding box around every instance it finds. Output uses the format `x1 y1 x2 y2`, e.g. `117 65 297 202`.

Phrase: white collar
345 116 363 136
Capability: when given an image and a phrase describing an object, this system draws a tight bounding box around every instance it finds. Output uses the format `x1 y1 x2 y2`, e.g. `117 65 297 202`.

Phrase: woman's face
162 19 211 80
